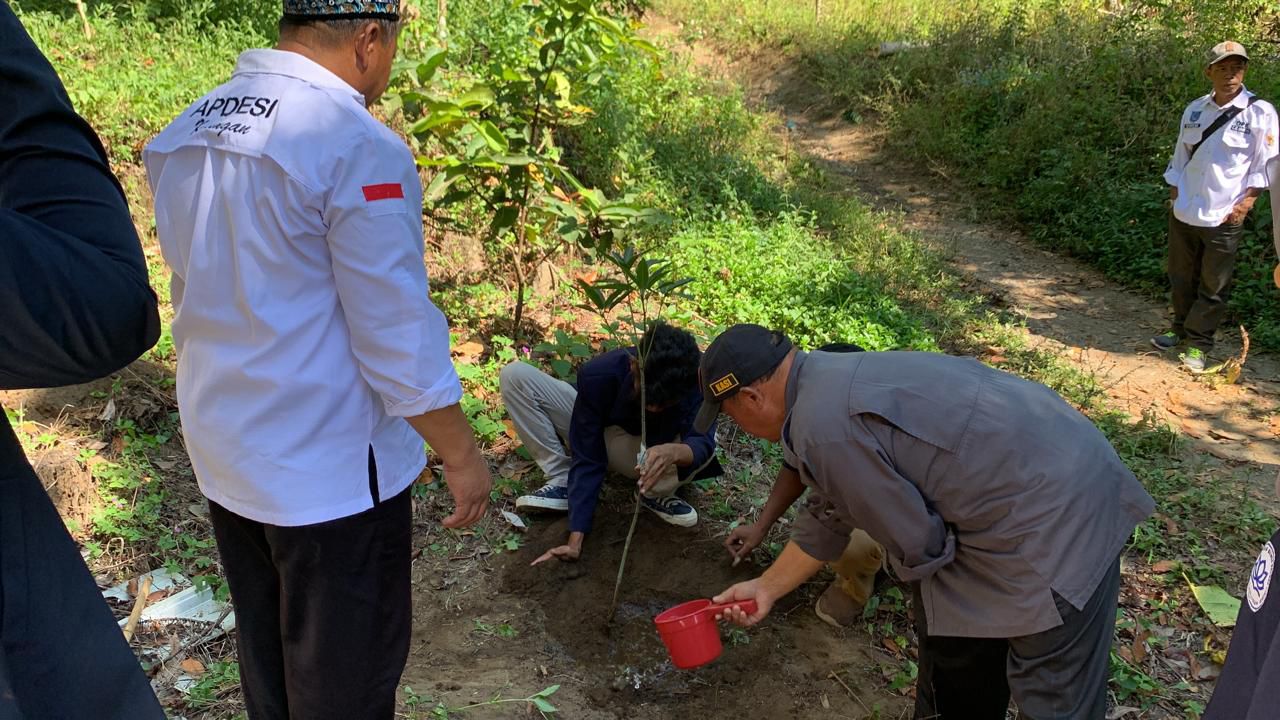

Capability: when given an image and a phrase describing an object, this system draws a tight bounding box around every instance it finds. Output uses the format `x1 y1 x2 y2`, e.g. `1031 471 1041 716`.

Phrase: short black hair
278 16 399 46
638 322 700 410
817 342 865 353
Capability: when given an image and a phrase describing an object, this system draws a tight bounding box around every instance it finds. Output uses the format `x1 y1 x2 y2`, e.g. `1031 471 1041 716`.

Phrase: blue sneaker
641 495 698 527
1150 331 1181 351
516 483 569 512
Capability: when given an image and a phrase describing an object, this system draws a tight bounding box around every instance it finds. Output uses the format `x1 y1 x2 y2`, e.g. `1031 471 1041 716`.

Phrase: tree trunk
437 0 448 47
511 246 526 343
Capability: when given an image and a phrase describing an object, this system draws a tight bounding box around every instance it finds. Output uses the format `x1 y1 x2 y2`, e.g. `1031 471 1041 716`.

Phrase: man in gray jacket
699 324 1154 719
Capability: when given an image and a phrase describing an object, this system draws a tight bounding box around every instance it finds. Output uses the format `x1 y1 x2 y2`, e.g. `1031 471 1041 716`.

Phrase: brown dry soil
400 502 908 719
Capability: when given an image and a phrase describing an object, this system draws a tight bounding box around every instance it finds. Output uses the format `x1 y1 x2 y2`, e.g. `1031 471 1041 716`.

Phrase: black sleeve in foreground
0 2 160 390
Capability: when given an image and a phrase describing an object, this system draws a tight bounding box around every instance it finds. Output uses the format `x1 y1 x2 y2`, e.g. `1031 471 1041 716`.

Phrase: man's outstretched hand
441 449 492 529
724 522 767 565
532 531 585 566
532 544 581 565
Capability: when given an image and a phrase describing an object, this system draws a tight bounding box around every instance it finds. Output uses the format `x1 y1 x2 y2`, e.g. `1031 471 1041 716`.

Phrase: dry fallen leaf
1131 628 1150 665
1152 514 1180 536
179 658 205 676
452 341 485 359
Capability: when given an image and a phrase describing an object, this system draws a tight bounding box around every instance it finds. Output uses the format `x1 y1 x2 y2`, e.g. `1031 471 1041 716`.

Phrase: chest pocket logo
1248 541 1275 612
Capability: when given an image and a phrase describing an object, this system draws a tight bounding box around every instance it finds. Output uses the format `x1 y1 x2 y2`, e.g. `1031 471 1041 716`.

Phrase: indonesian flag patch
362 183 404 202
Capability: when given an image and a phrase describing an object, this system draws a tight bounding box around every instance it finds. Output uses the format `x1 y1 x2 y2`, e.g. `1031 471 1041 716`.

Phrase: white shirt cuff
383 369 464 417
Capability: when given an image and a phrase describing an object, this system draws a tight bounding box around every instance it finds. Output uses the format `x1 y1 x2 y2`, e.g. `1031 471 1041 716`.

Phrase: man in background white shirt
1152 41 1278 373
143 2 492 717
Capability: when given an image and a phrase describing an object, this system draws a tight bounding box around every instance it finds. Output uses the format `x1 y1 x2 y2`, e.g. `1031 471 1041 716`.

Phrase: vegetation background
661 0 1280 348
7 0 1280 716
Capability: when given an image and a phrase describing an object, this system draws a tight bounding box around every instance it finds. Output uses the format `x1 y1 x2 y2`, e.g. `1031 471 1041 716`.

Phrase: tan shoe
815 580 864 628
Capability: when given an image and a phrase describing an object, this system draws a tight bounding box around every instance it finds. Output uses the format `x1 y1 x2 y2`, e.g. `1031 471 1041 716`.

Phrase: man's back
786 350 1154 637
145 49 457 527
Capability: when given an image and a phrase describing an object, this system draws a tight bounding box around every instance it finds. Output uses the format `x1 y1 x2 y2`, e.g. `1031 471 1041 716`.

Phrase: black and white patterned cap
283 0 401 20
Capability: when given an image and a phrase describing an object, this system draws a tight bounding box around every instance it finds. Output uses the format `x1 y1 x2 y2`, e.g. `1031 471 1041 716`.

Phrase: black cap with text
692 324 793 433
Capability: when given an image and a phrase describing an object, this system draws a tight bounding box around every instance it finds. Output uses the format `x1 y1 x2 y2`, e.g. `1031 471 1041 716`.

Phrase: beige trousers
499 361 679 497
830 528 885 605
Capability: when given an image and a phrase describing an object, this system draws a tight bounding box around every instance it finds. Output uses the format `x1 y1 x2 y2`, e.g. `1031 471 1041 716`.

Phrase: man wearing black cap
701 324 1154 719
144 2 492 717
1151 40 1278 373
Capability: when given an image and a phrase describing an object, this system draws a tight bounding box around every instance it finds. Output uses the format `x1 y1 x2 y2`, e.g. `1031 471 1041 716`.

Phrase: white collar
233 49 365 105
1201 86 1254 111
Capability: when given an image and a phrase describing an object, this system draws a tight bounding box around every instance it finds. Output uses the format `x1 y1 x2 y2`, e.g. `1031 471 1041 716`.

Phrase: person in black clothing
0 3 163 717
1202 471 1280 720
499 322 722 564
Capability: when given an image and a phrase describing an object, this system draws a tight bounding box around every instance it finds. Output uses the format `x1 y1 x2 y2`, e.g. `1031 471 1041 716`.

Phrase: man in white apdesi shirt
1153 41 1278 373
143 2 492 717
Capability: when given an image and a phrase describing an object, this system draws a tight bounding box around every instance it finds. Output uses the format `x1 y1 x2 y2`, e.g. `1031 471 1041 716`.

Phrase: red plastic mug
654 598 758 669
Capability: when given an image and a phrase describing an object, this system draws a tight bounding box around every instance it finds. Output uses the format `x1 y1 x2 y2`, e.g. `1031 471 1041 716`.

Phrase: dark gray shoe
1150 331 1180 351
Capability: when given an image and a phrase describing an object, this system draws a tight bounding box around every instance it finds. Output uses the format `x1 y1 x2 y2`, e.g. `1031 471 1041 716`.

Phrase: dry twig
122 576 153 642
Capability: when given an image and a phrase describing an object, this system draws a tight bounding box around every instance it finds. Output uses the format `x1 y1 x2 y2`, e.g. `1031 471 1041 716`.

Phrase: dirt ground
400 495 911 719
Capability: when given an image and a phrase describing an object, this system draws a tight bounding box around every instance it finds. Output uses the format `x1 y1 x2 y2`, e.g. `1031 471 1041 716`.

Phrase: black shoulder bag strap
1188 95 1261 161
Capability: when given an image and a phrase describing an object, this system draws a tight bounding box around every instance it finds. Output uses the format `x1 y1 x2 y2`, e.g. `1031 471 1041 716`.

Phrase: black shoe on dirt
1150 331 1180 351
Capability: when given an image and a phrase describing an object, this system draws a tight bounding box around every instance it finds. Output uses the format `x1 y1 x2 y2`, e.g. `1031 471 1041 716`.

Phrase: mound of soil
30 446 99 537
495 510 899 718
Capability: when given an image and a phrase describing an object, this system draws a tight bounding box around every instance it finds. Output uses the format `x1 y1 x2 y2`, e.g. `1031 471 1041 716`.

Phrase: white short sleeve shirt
144 50 462 526
1165 87 1279 227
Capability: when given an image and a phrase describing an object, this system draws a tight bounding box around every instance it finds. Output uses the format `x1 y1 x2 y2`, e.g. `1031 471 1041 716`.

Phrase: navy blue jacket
1 3 162 717
1204 527 1280 720
566 348 722 533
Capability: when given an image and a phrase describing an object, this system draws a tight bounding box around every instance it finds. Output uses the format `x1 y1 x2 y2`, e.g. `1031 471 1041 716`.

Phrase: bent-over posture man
144 2 491 717
501 322 722 564
702 324 1154 719
724 342 885 628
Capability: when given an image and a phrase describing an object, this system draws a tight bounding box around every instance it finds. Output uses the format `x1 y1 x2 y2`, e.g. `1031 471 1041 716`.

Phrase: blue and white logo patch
1248 541 1274 613
1191 110 1202 122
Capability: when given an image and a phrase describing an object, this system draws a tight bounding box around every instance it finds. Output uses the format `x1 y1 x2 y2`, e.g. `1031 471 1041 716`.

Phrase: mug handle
705 599 759 617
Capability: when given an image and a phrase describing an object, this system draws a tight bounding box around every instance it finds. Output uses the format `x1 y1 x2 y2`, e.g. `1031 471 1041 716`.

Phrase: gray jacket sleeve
792 491 855 562
797 420 956 581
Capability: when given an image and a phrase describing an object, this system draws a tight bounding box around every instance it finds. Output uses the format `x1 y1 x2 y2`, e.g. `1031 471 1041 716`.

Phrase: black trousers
1168 214 1243 353
913 558 1121 720
0 451 164 720
208 485 412 720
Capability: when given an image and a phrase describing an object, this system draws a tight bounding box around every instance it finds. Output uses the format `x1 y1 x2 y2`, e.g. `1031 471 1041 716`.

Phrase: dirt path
646 15 1280 473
